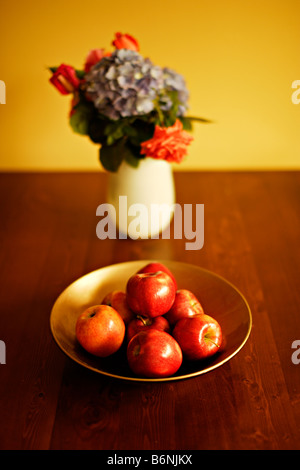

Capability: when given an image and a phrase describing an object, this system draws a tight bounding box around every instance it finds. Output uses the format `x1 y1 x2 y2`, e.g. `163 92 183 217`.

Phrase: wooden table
0 170 300 452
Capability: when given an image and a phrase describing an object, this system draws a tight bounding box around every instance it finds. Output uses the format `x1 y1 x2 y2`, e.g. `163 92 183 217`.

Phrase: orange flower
84 48 111 73
140 120 194 163
112 32 139 52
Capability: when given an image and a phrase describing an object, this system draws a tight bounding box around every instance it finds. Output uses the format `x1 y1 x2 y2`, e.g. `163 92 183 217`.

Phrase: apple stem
136 315 152 326
205 337 220 348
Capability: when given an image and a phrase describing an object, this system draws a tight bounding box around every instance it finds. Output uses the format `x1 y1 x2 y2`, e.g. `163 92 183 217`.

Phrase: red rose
84 48 111 72
112 32 139 51
49 64 80 95
140 119 194 163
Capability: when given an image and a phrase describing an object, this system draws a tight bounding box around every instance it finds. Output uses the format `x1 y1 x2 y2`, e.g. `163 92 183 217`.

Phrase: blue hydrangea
85 49 165 120
160 67 189 116
85 49 189 121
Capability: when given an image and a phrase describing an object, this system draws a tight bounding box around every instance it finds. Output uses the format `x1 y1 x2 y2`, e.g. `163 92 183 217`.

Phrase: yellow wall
0 0 299 171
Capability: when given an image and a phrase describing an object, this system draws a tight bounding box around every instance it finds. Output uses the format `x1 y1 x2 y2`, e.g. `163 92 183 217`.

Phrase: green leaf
69 102 93 135
127 119 155 147
186 116 213 124
155 90 180 127
75 69 85 79
70 110 88 135
106 126 125 145
104 120 127 145
88 117 108 144
125 152 142 168
99 138 137 172
178 116 193 131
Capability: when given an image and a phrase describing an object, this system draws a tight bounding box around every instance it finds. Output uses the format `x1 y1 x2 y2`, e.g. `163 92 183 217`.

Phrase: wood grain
0 171 299 450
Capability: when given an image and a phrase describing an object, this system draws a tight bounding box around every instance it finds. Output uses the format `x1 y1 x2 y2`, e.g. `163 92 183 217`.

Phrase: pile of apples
75 262 223 378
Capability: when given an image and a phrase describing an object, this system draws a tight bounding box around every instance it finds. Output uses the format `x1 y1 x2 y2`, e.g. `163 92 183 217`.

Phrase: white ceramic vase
106 157 175 239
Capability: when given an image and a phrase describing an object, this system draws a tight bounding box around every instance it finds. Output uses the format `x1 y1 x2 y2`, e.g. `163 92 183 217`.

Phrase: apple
101 290 135 325
137 262 177 290
126 315 171 342
127 329 183 378
165 289 204 326
126 271 176 318
172 314 222 361
75 304 125 357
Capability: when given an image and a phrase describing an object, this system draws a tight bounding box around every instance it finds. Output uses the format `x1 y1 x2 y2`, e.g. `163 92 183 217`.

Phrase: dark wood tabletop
0 170 300 451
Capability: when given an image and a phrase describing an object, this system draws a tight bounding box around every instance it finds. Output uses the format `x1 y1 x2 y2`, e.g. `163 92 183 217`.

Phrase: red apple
127 329 183 378
126 271 176 318
75 304 125 357
101 290 135 325
137 262 177 290
126 315 171 342
165 289 204 326
172 314 222 361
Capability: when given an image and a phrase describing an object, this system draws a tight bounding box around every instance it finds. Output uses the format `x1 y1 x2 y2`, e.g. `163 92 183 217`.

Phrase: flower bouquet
49 32 209 172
